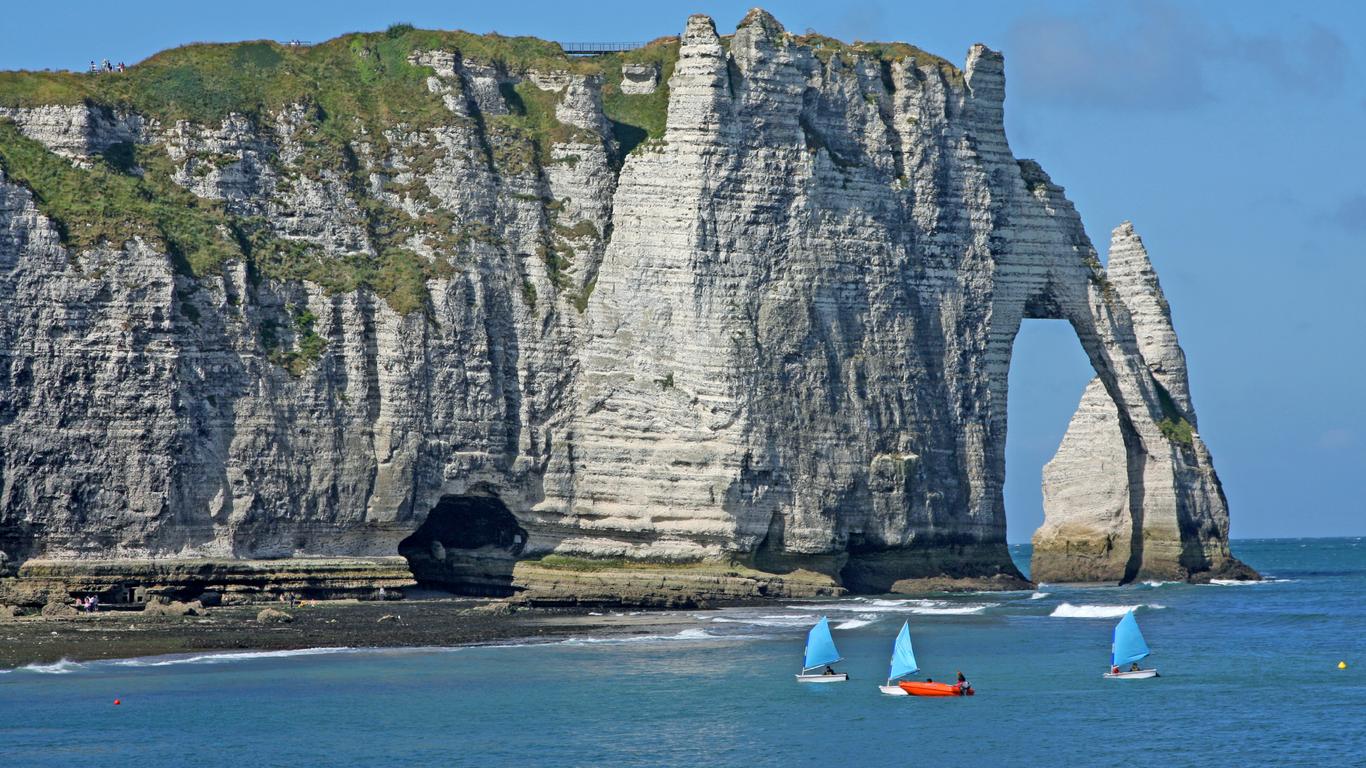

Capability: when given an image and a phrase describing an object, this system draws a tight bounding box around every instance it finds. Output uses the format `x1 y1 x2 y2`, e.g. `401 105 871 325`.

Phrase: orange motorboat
897 681 974 697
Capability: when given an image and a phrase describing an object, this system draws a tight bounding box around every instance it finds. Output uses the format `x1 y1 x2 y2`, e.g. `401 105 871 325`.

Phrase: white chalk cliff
1033 223 1253 583
0 10 1252 602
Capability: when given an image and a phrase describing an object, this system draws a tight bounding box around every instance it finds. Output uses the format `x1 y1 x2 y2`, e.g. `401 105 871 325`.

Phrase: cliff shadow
1120 425 1147 585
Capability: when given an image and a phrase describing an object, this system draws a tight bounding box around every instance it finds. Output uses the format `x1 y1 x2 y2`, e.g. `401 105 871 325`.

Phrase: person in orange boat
956 671 973 695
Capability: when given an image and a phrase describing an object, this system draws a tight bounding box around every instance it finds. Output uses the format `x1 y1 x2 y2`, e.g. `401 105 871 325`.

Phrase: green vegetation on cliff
0 27 679 153
0 120 442 320
262 305 329 376
600 40 679 154
0 22 959 332
0 121 239 273
791 33 963 85
0 27 687 322
1152 378 1195 447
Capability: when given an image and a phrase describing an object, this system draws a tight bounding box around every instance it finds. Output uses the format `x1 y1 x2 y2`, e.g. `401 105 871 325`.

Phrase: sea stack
0 8 1250 606
1033 224 1257 583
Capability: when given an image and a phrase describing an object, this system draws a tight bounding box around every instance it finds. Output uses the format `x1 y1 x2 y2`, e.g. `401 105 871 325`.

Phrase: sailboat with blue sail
878 621 919 695
1103 609 1159 679
795 617 848 683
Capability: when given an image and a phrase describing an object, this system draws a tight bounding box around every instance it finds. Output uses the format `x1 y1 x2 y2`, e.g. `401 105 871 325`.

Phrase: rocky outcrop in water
1033 223 1255 583
0 9 1250 605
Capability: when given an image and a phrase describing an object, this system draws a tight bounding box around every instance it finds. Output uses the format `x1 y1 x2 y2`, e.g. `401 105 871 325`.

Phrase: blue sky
3 1 1363 540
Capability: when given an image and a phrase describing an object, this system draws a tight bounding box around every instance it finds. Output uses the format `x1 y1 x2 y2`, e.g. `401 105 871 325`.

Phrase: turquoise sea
2 539 1363 767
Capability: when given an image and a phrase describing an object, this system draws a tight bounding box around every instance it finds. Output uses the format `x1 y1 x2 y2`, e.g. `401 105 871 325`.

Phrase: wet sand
0 599 704 668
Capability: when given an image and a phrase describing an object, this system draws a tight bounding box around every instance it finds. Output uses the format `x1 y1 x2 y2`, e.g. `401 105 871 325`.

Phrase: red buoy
113 699 121 705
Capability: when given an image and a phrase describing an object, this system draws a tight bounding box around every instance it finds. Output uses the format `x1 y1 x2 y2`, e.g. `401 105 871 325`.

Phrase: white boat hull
879 685 909 696
1103 668 1159 679
796 673 849 683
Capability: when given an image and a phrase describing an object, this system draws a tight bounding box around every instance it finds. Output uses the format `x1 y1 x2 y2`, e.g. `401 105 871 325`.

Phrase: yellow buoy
1339 661 1348 669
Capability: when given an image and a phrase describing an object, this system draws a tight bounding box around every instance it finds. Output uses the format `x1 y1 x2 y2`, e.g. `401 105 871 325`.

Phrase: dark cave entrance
398 494 527 597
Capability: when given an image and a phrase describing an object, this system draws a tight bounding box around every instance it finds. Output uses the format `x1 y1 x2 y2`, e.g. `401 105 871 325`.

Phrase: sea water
2 539 1363 767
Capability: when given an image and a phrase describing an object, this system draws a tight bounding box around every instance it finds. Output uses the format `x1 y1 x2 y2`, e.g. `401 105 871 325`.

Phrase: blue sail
1111 610 1151 667
803 617 842 670
888 621 919 682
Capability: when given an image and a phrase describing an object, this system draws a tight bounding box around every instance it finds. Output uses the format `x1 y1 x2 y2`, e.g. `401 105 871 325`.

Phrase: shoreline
0 580 1033 669
0 598 708 669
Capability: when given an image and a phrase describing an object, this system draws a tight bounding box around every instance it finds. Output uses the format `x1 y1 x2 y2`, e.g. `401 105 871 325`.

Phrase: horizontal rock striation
1033 224 1256 583
0 9 1248 604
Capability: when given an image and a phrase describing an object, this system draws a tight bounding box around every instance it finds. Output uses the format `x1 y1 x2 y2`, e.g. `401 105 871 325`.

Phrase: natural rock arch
0 9 1256 606
999 223 1253 583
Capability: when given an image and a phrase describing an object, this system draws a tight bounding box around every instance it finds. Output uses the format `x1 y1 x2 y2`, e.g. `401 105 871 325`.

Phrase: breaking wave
108 647 360 668
1030 592 1050 600
1049 603 1163 619
791 598 997 616
551 627 767 646
710 614 813 628
906 603 994 615
4 646 456 674
834 617 876 630
4 658 87 674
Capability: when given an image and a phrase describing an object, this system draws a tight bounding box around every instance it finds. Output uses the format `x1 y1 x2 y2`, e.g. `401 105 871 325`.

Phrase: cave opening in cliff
1004 319 1096 571
398 494 527 597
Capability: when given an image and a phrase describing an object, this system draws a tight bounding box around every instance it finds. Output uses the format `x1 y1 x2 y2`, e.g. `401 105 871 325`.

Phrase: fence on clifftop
557 42 645 55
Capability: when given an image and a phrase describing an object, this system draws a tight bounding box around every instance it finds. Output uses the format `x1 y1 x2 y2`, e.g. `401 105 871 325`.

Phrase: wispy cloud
1318 428 1357 451
1005 1 1357 112
1330 194 1366 232
1237 22 1352 97
1006 2 1214 111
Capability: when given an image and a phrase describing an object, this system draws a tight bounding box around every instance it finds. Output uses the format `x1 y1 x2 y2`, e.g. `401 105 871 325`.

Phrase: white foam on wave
1141 580 1181 588
555 627 756 646
1207 578 1294 586
1029 592 1050 600
834 616 876 630
108 647 360 668
1049 603 1163 618
908 604 992 615
785 599 903 612
865 598 917 608
710 615 811 628
790 598 996 616
7 658 87 674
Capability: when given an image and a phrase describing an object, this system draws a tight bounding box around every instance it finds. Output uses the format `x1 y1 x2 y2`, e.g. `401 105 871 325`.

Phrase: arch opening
1003 318 1097 577
398 494 527 596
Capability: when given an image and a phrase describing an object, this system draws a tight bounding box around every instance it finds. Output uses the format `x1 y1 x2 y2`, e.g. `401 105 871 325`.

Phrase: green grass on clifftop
0 28 678 146
600 40 679 154
0 30 569 128
0 23 962 324
792 34 963 84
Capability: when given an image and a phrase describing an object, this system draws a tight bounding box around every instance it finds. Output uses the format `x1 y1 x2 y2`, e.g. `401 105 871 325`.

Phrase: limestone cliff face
1033 224 1254 583
0 10 1249 598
